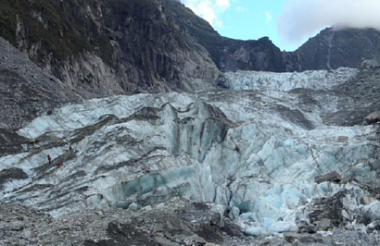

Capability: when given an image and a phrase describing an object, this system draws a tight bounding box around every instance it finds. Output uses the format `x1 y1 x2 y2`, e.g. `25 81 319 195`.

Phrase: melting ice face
0 68 379 236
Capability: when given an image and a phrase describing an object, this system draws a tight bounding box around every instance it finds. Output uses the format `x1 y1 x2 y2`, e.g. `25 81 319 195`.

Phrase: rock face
159 0 290 72
0 167 28 190
1 0 379 98
157 1 380 73
365 112 380 125
322 61 380 126
0 0 218 94
0 37 81 129
296 28 380 71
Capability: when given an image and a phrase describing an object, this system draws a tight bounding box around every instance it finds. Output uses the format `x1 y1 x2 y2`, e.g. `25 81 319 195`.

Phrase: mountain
1 0 380 95
0 0 218 94
159 1 380 72
159 0 289 72
296 27 380 71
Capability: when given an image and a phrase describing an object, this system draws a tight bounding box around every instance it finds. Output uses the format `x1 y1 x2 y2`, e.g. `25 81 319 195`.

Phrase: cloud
234 6 249 13
181 0 230 28
215 0 230 10
278 0 380 47
265 11 273 24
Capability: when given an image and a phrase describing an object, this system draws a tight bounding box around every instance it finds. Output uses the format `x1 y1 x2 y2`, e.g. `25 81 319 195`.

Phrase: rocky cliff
159 0 288 72
296 27 380 71
155 1 380 72
0 37 80 130
0 0 219 95
1 0 379 94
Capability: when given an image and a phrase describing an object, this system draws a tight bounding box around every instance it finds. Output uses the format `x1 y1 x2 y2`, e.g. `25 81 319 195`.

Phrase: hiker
48 155 52 164
57 162 63 168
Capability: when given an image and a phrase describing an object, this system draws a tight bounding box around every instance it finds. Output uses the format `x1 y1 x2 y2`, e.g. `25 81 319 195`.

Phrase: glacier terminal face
1 68 379 238
220 67 358 91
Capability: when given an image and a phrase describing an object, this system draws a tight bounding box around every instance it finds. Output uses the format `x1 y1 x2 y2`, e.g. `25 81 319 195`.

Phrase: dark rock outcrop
159 0 287 72
158 1 380 72
308 192 346 228
0 129 29 155
322 62 380 126
0 0 218 95
365 112 380 125
0 167 28 189
1 0 380 97
0 36 80 129
315 171 342 184
296 27 380 71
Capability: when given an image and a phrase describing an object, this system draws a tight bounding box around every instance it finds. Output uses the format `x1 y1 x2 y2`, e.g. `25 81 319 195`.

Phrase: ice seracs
221 67 358 91
1 68 379 237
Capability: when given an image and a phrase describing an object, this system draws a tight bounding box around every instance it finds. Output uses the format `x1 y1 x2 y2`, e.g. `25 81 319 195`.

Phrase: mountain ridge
1 0 380 95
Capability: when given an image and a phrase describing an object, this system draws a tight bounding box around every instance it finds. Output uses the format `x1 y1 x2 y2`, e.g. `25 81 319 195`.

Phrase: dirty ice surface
1 68 379 236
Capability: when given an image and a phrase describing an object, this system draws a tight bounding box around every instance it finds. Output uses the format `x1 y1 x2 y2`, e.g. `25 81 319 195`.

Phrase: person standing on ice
48 155 52 164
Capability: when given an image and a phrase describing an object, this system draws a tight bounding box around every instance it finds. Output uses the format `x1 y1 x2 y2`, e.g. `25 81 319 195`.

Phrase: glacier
220 67 358 91
0 68 379 237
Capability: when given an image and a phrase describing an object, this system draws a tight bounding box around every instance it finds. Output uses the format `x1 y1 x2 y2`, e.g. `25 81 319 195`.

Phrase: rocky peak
2 0 380 94
296 27 380 71
159 0 287 72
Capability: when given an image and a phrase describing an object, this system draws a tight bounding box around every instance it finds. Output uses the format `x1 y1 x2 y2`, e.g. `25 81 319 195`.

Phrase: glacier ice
221 67 358 91
0 68 379 236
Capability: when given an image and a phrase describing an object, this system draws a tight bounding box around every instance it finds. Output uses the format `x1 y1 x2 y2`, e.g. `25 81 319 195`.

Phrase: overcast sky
180 0 380 51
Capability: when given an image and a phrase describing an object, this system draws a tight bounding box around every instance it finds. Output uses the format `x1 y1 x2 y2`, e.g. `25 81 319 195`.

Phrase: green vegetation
160 0 222 63
0 0 110 63
0 2 17 44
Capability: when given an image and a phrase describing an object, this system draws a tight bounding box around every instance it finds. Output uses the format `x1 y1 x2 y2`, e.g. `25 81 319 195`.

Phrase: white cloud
181 0 230 28
265 11 273 24
215 20 223 28
235 6 249 13
278 0 380 47
216 0 230 10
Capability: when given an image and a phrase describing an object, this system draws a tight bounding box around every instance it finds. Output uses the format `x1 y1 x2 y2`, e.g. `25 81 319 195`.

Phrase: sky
180 0 380 51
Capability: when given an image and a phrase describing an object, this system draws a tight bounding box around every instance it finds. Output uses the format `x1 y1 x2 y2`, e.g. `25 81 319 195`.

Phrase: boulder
316 218 331 231
337 136 349 142
315 171 342 184
297 220 316 234
361 60 380 69
284 233 323 243
10 221 24 231
367 220 380 233
364 112 380 125
153 224 164 233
